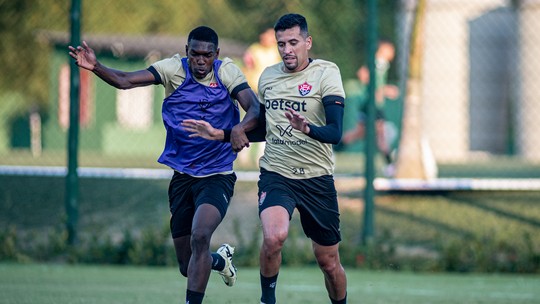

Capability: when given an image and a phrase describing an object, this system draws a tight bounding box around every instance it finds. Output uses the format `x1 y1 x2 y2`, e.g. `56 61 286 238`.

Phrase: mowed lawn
1 263 538 304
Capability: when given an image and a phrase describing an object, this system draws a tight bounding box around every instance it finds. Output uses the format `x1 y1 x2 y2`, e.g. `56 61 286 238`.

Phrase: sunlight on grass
1 263 538 304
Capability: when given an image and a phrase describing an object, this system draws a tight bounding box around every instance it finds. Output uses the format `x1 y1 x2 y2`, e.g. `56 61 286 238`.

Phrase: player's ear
185 45 189 56
306 36 313 51
215 47 220 59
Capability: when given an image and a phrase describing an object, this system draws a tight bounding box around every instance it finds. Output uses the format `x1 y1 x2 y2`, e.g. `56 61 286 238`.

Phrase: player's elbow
329 134 341 145
117 79 139 90
331 138 341 145
104 78 133 90
328 126 342 145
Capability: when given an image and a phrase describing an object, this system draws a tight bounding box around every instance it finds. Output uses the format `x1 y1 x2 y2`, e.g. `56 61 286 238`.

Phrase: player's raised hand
68 41 97 71
285 108 310 134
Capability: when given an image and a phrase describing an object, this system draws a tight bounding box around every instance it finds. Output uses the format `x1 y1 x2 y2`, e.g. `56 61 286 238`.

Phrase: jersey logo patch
298 82 312 96
276 125 293 137
209 82 218 88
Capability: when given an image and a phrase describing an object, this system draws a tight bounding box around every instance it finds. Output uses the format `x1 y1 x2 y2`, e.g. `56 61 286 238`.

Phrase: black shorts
168 171 236 238
257 168 341 246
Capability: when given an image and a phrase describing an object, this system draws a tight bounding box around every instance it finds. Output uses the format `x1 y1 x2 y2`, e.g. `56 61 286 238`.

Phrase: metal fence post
66 0 81 245
362 0 378 245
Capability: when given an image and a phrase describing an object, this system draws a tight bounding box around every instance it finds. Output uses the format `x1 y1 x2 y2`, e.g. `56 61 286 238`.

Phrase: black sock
330 293 347 304
211 252 225 271
186 289 204 304
260 273 278 304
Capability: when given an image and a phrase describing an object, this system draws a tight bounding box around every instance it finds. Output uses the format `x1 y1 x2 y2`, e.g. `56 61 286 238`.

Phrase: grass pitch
1 263 538 304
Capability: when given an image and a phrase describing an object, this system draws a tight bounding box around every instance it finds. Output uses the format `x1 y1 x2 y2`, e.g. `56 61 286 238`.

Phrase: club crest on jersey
298 82 312 96
209 82 218 88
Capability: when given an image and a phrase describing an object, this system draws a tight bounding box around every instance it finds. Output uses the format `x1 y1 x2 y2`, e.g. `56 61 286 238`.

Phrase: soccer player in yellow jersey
183 13 348 304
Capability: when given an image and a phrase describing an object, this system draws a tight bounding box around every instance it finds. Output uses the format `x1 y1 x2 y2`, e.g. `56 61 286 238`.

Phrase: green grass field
1 263 538 304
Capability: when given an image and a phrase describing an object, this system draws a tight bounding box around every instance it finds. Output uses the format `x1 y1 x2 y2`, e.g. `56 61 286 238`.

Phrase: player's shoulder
260 62 283 78
156 54 182 65
310 59 341 72
151 54 184 77
218 57 241 70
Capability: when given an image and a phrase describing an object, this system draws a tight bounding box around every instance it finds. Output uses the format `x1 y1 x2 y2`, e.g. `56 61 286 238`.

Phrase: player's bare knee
263 233 287 254
315 253 340 274
318 259 340 275
190 230 211 252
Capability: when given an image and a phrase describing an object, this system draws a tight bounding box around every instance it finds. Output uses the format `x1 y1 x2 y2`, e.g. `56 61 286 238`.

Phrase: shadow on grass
376 204 476 239
446 194 540 228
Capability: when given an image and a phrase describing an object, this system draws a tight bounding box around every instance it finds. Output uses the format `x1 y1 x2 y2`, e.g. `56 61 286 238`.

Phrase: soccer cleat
216 243 237 287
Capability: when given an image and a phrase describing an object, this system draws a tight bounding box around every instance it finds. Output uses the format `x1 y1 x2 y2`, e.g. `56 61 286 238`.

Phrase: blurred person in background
237 27 281 168
183 13 348 304
69 26 260 304
339 39 400 177
243 27 282 91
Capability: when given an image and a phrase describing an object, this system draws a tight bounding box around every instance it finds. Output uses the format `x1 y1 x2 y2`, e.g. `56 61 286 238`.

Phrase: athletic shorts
168 171 236 238
257 168 341 246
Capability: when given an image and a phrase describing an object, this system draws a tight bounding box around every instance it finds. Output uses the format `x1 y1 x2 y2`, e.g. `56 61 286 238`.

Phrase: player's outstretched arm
69 41 156 89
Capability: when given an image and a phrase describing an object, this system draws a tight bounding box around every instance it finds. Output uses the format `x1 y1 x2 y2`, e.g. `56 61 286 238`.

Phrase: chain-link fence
391 0 540 184
1 0 539 183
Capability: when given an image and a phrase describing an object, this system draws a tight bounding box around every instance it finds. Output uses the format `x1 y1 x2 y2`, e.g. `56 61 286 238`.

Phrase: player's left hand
285 108 310 134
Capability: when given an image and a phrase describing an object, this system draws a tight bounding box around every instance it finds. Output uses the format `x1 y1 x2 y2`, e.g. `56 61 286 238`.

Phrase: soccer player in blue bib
69 26 260 304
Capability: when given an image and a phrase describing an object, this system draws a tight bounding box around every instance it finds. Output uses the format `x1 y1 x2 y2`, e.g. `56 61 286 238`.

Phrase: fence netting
1 0 539 183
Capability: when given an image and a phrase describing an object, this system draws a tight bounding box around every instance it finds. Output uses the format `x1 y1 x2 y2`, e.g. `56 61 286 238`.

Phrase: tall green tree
0 0 67 108
0 0 399 111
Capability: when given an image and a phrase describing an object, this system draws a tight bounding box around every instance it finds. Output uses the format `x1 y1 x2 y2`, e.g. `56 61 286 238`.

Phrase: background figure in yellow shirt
243 28 282 91
238 28 281 168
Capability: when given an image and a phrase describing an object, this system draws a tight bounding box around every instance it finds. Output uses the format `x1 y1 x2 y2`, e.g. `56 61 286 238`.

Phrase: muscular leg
173 235 191 277
186 203 223 293
259 206 290 276
312 242 347 301
259 206 289 304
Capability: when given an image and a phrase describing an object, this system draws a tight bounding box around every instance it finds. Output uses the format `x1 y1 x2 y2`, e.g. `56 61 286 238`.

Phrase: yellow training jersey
258 59 345 179
151 54 247 98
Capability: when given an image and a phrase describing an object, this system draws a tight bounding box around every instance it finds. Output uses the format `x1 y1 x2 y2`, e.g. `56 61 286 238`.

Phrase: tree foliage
0 0 398 111
0 0 67 108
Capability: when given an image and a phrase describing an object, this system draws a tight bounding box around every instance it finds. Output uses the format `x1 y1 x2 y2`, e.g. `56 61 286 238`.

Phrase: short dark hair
274 13 308 37
188 26 219 48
